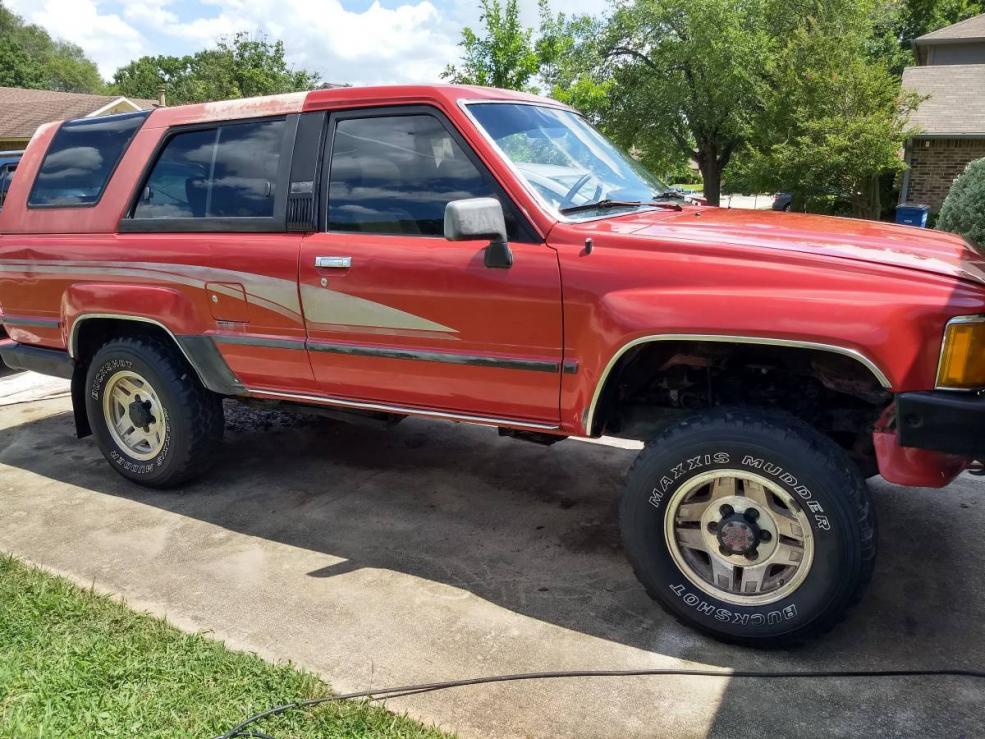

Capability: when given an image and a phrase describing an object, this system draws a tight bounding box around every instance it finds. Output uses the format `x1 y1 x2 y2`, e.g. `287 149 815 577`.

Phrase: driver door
298 107 563 424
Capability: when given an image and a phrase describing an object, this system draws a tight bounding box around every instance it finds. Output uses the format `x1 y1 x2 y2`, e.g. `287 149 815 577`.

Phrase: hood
591 206 985 285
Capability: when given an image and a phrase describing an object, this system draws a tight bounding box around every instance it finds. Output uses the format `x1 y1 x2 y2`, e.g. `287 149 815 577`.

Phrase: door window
327 114 494 236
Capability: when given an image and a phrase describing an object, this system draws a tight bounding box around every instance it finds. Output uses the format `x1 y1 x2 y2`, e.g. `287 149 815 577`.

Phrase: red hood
584 206 985 285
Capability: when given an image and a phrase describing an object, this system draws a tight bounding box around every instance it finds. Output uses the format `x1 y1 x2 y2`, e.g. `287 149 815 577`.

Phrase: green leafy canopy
111 32 320 105
0 2 105 93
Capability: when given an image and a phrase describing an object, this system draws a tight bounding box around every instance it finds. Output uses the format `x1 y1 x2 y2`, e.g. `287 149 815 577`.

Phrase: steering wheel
559 174 594 210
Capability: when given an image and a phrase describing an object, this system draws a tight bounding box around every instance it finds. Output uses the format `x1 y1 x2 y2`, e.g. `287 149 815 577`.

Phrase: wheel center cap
717 515 759 555
128 398 153 428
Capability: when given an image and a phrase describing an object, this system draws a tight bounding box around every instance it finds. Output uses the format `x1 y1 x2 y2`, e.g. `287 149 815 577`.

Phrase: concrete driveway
0 369 982 738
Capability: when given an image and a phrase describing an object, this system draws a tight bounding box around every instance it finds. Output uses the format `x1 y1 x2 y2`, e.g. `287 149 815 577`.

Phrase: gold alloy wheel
102 370 167 461
664 469 815 606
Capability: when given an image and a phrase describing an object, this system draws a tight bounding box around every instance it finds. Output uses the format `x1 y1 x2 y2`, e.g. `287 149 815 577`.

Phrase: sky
5 0 611 86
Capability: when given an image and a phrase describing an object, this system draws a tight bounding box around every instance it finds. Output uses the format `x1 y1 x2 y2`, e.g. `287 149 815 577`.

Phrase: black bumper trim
0 341 73 379
897 391 985 458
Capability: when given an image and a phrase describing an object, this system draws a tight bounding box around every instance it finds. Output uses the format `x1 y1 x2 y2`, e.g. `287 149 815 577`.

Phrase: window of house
327 114 495 236
133 118 284 220
28 111 148 207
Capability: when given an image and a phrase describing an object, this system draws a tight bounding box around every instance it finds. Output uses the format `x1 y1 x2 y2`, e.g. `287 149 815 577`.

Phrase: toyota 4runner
1 85 983 646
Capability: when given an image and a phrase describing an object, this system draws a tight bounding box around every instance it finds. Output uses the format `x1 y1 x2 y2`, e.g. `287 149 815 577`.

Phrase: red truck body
1 85 981 482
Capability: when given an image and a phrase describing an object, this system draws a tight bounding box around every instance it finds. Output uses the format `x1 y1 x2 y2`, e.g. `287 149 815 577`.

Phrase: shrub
937 157 985 249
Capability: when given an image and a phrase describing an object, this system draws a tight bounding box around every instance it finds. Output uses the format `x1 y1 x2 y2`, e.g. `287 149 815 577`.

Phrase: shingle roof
915 13 985 43
902 64 985 136
0 87 157 139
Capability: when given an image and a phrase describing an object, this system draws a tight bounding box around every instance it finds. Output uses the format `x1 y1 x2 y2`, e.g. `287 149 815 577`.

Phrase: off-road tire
620 408 876 647
85 336 224 488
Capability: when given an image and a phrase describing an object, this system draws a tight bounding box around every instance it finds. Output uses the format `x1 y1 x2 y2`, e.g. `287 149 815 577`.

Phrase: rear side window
134 119 284 219
28 111 148 207
327 114 494 236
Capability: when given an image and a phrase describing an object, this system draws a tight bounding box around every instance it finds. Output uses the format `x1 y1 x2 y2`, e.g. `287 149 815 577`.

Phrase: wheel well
72 317 177 366
591 340 892 474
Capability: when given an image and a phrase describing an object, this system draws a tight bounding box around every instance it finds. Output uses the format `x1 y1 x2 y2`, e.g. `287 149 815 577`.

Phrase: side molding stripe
212 334 307 351
1 315 61 328
306 340 561 373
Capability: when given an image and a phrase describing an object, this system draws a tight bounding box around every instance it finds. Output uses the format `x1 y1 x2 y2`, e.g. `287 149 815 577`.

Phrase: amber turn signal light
937 318 985 389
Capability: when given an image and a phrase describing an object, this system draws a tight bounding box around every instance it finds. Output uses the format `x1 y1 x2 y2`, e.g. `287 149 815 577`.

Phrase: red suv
1 85 982 646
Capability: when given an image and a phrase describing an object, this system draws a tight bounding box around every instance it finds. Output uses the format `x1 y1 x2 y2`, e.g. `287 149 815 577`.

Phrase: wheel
85 336 224 488
620 408 875 647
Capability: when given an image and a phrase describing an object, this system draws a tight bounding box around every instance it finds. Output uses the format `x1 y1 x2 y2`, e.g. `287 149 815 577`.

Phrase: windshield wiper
559 197 684 216
558 199 644 215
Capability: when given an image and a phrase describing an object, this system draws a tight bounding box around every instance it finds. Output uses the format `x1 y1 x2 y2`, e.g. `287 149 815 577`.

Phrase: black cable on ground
213 667 985 739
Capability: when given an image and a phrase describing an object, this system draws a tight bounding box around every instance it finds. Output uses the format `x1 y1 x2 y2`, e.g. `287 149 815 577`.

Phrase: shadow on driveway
1 400 982 735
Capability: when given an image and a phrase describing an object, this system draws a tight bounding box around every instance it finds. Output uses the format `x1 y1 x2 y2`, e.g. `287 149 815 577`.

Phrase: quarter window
134 118 284 219
28 111 148 207
327 115 494 236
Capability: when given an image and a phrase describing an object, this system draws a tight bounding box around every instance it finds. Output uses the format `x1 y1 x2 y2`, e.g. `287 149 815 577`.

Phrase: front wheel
85 336 224 488
620 409 875 647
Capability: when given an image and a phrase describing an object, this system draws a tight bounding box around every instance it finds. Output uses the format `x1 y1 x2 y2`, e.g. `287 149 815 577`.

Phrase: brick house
0 87 158 151
900 14 985 211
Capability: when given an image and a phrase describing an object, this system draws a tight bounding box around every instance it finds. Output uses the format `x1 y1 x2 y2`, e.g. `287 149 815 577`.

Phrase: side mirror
444 197 512 268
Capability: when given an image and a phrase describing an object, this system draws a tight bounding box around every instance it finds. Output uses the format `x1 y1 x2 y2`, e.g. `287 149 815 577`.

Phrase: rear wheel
620 408 875 646
85 336 223 488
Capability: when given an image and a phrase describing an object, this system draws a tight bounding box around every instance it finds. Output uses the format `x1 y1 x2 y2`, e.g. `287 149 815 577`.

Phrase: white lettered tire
620 408 876 647
85 336 224 488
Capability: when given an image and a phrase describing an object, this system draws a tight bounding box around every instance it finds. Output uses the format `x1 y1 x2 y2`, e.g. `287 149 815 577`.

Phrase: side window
29 111 147 207
0 164 15 208
133 118 284 220
327 114 494 236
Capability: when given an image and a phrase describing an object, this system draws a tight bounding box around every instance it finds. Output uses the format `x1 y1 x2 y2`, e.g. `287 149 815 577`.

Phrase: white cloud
5 0 612 86
124 1 179 27
152 0 462 85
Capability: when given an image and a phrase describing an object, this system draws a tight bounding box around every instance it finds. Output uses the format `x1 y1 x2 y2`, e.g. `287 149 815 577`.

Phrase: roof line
85 96 145 117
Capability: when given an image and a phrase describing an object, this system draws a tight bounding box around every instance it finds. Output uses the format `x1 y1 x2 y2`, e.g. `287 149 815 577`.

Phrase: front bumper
897 391 985 458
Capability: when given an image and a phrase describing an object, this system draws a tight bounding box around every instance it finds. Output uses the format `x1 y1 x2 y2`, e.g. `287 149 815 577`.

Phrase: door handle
314 256 352 269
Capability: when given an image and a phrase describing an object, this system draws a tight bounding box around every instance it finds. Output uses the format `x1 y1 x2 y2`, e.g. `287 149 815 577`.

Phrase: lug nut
744 508 760 522
706 522 718 533
719 504 734 517
719 544 731 556
759 530 772 542
745 549 759 560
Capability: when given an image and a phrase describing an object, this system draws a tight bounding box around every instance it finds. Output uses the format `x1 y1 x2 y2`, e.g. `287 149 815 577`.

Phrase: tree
112 33 319 105
595 0 773 205
737 0 919 218
0 3 105 93
938 158 985 249
442 0 541 91
873 0 985 76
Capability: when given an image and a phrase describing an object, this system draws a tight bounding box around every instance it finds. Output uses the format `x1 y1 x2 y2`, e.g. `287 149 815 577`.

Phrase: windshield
467 103 670 219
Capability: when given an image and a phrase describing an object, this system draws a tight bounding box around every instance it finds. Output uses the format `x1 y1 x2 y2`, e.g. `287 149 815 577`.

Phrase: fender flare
68 313 244 397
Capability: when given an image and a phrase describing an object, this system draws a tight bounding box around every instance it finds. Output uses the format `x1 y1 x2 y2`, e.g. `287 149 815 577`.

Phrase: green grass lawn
0 556 448 738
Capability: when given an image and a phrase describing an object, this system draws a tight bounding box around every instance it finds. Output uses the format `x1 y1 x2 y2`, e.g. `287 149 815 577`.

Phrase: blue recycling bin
896 203 930 228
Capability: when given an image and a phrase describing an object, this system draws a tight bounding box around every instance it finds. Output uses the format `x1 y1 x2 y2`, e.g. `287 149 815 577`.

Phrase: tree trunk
698 158 722 206
850 175 881 220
